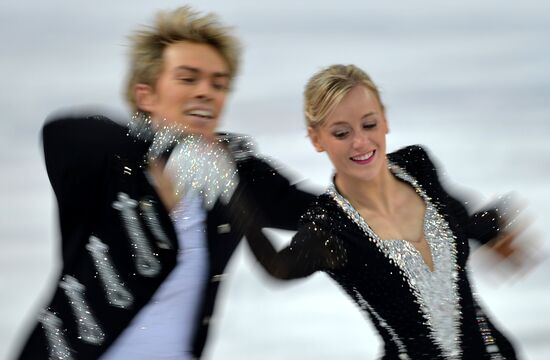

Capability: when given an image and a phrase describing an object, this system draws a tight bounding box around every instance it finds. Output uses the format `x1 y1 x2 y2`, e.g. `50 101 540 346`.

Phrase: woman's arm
404 145 523 247
227 188 344 280
244 222 345 280
235 156 318 231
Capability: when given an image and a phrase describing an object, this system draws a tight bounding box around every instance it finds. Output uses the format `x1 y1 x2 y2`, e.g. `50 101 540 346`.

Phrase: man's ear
307 126 324 152
134 83 156 113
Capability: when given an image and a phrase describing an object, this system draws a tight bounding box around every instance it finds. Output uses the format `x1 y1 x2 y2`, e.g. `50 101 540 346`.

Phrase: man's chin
184 125 217 140
169 119 218 139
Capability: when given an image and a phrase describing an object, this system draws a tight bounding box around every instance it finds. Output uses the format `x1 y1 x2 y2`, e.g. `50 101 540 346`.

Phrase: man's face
137 41 231 138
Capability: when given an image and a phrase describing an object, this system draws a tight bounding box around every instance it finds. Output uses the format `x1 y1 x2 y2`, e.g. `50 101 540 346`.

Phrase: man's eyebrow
174 65 199 73
174 66 230 78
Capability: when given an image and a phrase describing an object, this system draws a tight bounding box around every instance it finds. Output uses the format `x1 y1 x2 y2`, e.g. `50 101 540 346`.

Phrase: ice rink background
1 0 549 359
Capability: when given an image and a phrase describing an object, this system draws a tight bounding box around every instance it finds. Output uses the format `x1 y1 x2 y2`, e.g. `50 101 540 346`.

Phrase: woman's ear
382 109 390 134
134 83 156 113
307 126 324 152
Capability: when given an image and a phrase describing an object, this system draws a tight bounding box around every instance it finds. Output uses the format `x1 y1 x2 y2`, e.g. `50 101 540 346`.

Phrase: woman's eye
364 122 376 129
333 131 349 139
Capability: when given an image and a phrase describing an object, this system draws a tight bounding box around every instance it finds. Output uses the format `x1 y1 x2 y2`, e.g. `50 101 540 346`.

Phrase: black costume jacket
243 145 518 360
17 114 315 359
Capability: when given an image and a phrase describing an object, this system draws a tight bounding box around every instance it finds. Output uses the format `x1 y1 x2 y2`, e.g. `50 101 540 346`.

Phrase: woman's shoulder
387 144 432 164
388 144 440 182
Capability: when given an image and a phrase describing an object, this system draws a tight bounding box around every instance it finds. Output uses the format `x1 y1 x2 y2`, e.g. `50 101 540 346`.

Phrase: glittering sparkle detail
128 111 155 141
352 288 410 359
218 133 257 161
164 134 238 210
113 192 161 277
493 193 522 232
59 275 105 345
146 122 187 161
327 161 462 359
128 115 251 210
379 204 461 359
86 236 134 309
38 309 73 360
139 198 173 249
474 298 505 359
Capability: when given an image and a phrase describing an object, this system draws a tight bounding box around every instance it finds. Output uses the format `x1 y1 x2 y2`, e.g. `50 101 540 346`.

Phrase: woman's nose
351 132 370 149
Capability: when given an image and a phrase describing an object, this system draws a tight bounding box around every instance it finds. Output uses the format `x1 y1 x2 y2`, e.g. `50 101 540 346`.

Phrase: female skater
241 64 522 359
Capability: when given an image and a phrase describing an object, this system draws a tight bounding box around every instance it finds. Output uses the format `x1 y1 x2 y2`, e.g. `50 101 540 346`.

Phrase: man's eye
213 83 229 91
178 77 196 83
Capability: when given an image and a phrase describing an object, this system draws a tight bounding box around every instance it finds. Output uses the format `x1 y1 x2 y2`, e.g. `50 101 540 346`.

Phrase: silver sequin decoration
219 133 257 161
60 275 105 345
474 295 505 359
139 198 173 249
327 161 462 359
379 204 461 359
128 111 156 142
38 309 73 360
86 236 134 309
113 192 161 277
164 134 239 210
128 114 252 210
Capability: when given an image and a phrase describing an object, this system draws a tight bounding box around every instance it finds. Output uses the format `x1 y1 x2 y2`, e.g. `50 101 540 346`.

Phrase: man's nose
193 79 214 99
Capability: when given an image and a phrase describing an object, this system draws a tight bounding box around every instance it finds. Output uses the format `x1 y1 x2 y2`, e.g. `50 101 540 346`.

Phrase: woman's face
308 85 389 184
136 41 230 138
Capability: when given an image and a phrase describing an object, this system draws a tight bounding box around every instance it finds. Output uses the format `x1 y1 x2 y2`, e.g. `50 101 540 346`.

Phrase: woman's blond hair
304 64 384 127
125 6 241 112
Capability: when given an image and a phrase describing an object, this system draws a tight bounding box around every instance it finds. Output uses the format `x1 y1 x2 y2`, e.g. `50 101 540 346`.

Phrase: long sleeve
43 116 104 215
235 156 318 231
42 114 134 264
445 196 500 245
396 145 502 245
244 221 345 280
227 180 345 280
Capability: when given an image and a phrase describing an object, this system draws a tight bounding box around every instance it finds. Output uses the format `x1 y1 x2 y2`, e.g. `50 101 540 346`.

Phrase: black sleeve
244 220 346 280
42 115 110 215
445 197 500 245
235 157 318 231
42 114 127 260
226 181 344 280
404 145 500 245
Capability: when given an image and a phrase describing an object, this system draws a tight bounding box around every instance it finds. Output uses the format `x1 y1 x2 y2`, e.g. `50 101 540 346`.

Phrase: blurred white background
1 1 549 359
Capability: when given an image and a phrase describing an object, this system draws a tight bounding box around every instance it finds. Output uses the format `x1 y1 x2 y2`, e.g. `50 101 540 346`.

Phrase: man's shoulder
44 111 128 138
216 132 257 161
42 110 146 157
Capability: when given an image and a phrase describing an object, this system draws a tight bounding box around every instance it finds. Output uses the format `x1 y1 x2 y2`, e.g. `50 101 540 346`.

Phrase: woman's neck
335 163 399 216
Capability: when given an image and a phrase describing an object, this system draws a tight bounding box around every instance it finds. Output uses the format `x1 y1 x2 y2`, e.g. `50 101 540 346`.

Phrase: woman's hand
482 213 544 280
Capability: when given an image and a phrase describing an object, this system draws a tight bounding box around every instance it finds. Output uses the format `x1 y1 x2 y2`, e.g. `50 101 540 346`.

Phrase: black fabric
17 114 316 359
242 145 518 360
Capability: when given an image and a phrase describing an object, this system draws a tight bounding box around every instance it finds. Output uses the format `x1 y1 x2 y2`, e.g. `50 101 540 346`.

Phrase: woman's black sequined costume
243 145 517 360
